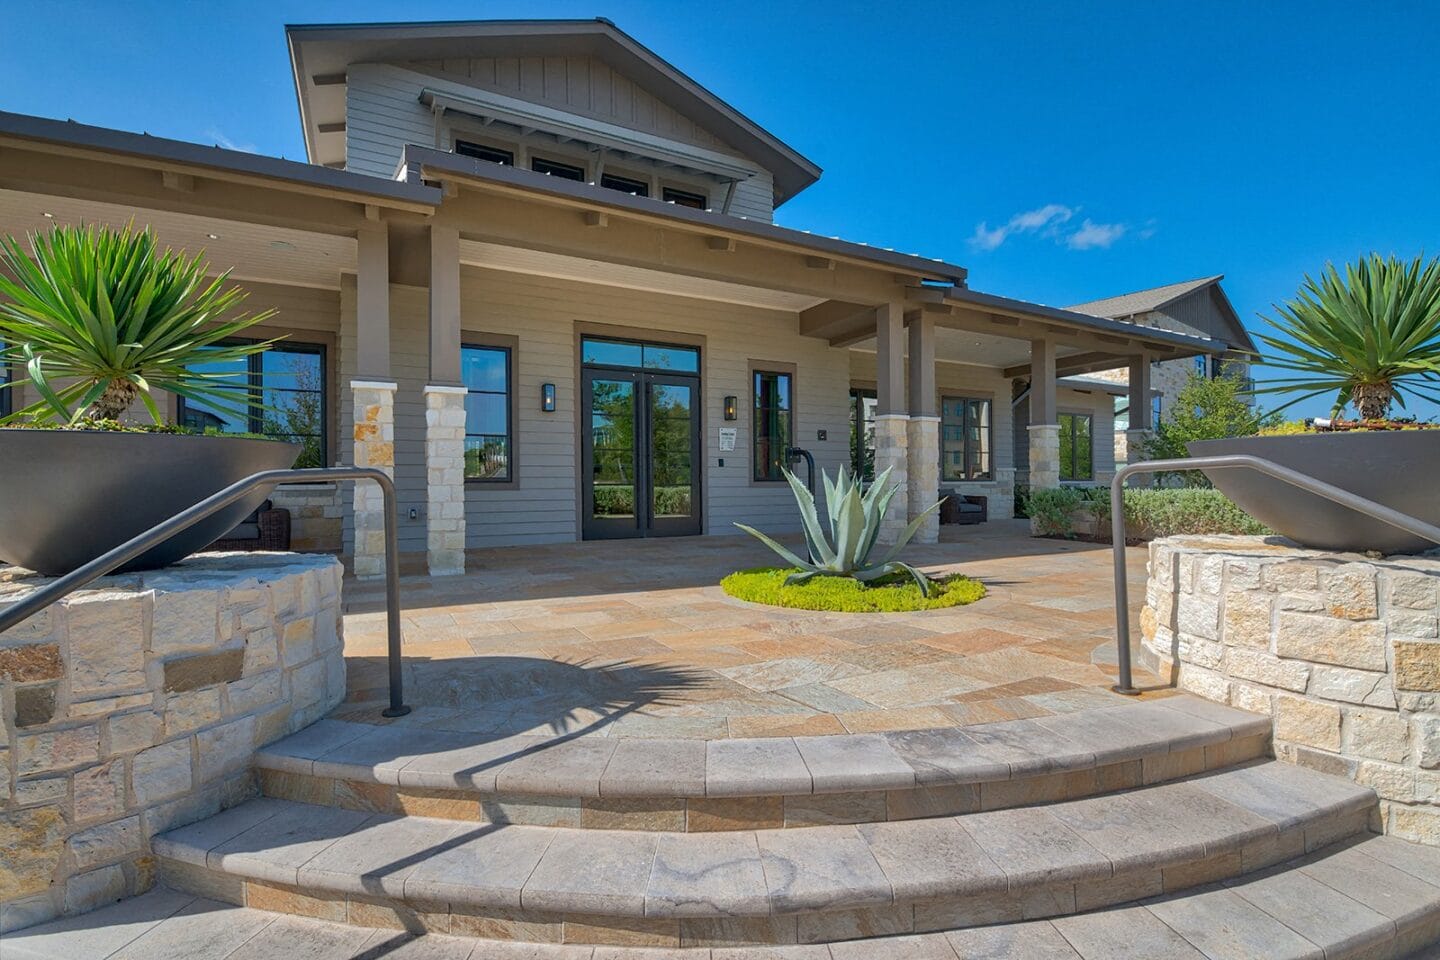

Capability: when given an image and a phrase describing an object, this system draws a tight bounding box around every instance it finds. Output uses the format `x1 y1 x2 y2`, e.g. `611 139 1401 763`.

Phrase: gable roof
1065 275 1224 319
285 19 822 206
1066 274 1257 355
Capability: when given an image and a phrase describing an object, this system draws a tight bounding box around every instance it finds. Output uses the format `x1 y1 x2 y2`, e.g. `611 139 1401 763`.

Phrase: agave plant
734 465 943 595
1254 253 1440 419
0 222 277 425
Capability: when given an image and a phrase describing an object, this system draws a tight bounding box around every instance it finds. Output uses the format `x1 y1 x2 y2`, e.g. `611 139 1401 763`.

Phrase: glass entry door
582 368 702 539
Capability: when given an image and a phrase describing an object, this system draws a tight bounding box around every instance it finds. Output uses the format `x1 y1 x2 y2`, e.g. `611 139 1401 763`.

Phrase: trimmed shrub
1032 487 1269 540
721 567 985 612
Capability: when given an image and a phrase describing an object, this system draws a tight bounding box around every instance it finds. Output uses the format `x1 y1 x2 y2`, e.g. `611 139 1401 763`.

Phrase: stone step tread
12 835 1440 959
152 760 1374 921
257 695 1269 800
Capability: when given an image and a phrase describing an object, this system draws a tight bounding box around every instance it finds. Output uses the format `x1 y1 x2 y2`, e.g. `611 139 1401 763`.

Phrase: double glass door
582 366 701 539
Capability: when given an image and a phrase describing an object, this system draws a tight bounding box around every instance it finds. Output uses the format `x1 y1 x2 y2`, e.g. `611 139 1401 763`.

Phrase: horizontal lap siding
346 64 436 178
458 268 850 547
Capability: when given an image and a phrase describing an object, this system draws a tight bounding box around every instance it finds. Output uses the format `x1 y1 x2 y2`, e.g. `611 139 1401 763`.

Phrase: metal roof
1065 275 1224 319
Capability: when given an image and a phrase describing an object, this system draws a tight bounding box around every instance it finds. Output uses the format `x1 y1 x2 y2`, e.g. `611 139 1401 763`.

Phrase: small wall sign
718 427 737 452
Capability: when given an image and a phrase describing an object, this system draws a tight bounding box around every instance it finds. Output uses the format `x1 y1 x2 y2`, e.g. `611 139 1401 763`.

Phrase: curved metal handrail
0 467 410 717
1110 454 1440 695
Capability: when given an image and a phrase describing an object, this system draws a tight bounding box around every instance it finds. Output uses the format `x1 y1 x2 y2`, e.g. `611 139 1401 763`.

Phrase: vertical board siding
344 62 776 221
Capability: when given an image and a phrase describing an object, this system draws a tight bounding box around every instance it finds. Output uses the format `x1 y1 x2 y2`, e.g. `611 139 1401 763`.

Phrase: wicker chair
939 491 988 525
210 499 292 552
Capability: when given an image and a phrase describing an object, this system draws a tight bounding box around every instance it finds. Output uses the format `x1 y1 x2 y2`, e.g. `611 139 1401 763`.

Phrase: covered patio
338 523 1172 740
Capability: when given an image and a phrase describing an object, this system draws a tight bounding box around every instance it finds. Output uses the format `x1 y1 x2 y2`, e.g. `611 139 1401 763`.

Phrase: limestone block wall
873 415 908 543
1140 535 1440 845
268 484 344 552
0 553 346 931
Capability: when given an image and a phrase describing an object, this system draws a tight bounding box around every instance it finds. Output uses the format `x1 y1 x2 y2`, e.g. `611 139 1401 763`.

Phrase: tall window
1153 394 1163 425
531 156 585 181
1113 397 1130 432
180 340 326 468
461 343 512 482
849 388 877 481
1058 412 1094 482
940 396 992 481
1194 355 1207 375
0 339 10 417
454 140 514 165
753 370 792 481
662 187 707 209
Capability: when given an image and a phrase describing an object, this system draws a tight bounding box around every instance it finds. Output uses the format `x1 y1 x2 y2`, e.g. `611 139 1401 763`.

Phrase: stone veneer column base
873 415 909 543
423 386 467 577
0 553 345 931
906 416 940 544
1126 428 1154 486
351 381 396 580
1027 423 1061 490
1140 535 1440 846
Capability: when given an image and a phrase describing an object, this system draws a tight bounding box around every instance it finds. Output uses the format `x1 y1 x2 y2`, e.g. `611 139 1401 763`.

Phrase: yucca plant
0 222 277 425
734 465 943 595
1254 253 1440 419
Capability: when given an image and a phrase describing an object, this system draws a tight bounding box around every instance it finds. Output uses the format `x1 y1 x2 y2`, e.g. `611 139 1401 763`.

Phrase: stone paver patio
338 520 1172 738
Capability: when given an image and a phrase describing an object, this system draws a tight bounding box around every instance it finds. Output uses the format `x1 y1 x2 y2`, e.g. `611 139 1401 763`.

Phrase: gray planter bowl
0 430 299 577
1188 431 1440 555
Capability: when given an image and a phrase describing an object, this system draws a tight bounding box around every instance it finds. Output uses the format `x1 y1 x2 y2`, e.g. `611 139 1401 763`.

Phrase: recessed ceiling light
270 240 296 251
206 233 219 241
42 212 53 219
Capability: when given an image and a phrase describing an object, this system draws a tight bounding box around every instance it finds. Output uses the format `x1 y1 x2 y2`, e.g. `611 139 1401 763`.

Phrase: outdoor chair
939 490 988 525
209 499 292 551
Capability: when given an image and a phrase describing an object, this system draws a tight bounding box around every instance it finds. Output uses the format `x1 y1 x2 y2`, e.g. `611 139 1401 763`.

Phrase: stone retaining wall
1140 535 1440 845
0 553 346 931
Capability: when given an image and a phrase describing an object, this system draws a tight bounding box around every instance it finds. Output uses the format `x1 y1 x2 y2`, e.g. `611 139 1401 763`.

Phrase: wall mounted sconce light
723 395 737 420
541 383 557 412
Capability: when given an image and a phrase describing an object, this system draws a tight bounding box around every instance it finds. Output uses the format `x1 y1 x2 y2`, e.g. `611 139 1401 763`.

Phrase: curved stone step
13 834 1440 958
253 695 1271 831
151 760 1374 947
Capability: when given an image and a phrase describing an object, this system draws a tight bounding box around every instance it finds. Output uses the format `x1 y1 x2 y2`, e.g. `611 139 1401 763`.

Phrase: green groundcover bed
721 567 986 613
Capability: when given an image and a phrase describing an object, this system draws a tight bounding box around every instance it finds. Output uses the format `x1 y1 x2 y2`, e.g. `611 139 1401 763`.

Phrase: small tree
1144 371 1276 486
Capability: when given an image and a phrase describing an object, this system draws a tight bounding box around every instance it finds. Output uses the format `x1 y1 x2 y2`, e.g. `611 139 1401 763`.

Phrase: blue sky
4 0 1439 418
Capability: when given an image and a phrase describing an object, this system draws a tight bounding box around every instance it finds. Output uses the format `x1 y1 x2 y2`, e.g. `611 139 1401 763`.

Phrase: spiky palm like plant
1255 253 1440 420
734 465 943 595
0 222 277 425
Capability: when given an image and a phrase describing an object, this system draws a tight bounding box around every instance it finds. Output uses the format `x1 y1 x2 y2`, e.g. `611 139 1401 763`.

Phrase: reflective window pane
939 396 992 481
181 341 327 468
461 344 512 481
642 345 699 372
583 338 643 368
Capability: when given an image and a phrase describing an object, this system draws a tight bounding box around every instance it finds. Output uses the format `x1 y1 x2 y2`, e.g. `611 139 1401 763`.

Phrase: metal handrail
1110 454 1440 695
0 467 410 718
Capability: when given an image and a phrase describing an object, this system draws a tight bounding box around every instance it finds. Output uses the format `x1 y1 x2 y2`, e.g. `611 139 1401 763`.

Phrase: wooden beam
317 122 347 134
705 236 736 252
1002 351 1126 379
312 72 347 86
800 300 874 340
804 255 836 271
582 211 608 227
160 171 194 193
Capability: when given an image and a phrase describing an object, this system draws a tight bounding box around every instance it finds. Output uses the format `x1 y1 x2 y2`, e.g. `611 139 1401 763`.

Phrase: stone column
907 312 939 543
424 223 466 577
424 385 467 576
874 302 909 543
351 380 396 579
1028 338 1060 490
1127 353 1154 486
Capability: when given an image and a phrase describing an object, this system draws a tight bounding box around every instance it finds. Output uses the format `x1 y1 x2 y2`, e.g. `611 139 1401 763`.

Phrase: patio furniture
209 499 291 551
939 489 987 524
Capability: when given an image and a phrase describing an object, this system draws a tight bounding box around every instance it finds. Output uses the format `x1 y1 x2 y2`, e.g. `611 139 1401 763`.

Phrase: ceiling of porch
0 188 356 290
848 326 1128 374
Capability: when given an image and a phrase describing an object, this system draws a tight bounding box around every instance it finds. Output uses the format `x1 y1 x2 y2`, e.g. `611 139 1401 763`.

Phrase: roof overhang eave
0 111 442 214
940 286 1228 356
407 144 967 284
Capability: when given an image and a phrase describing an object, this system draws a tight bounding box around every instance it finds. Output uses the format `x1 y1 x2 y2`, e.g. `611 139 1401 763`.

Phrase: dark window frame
940 394 994 482
662 186 707 209
531 155 586 181
177 337 329 469
849 387 877 482
600 173 650 197
461 338 517 486
0 339 11 418
454 139 515 166
751 365 794 483
1058 411 1095 482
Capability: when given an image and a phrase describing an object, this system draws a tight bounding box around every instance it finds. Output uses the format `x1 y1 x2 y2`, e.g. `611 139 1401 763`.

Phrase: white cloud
205 127 257 153
968 203 1074 250
970 205 1147 252
1066 219 1127 250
